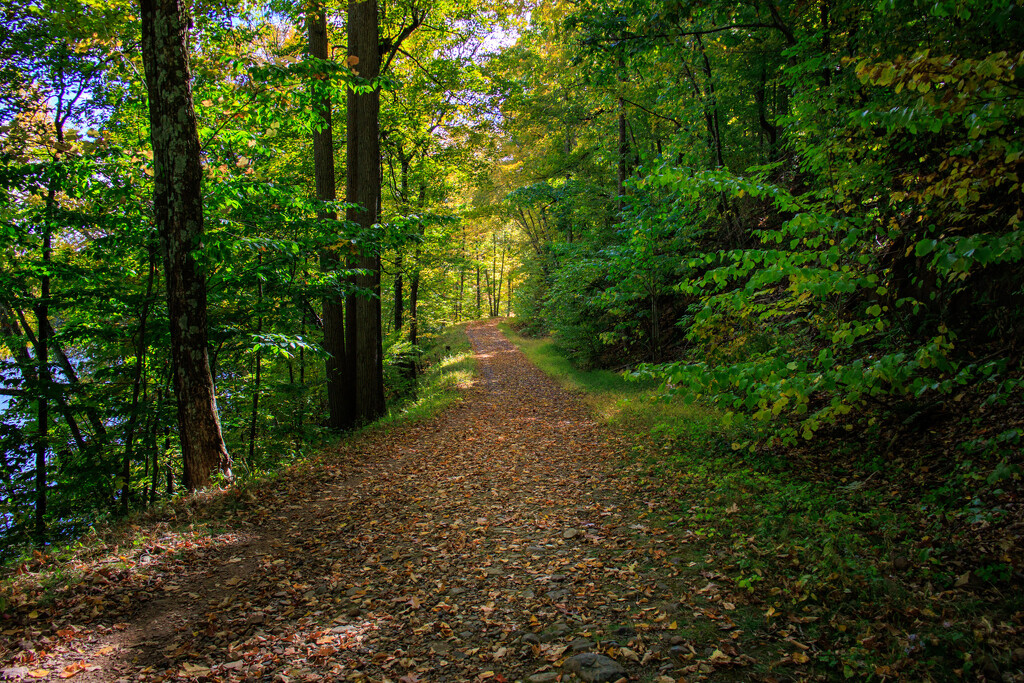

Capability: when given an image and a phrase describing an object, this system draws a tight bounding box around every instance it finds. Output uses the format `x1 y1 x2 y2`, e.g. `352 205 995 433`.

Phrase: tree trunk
394 253 403 332
456 266 465 322
121 238 157 514
476 265 482 318
34 180 55 542
307 2 354 430
696 37 725 169
617 97 627 212
409 268 420 348
456 227 467 322
755 66 777 151
346 0 385 423
507 275 512 317
393 153 410 332
248 253 263 461
140 0 231 491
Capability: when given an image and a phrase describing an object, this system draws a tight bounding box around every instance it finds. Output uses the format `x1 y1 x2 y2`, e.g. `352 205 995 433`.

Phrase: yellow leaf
28 671 50 679
792 651 810 664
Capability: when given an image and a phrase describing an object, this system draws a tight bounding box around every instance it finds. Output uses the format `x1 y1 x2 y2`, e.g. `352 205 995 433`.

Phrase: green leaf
915 239 937 257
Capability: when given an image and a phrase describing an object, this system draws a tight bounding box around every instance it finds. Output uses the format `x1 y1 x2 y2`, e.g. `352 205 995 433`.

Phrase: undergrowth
501 325 1024 681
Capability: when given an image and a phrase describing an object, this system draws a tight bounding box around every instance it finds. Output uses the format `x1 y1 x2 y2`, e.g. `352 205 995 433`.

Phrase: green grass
499 327 1024 681
499 323 727 435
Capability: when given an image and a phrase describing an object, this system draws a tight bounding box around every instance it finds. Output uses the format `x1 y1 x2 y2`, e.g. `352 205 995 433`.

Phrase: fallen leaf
59 662 88 679
180 663 211 676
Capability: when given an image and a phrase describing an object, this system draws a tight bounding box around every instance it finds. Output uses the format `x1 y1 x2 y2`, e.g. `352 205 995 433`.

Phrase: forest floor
2 320 745 683
3 320 1023 683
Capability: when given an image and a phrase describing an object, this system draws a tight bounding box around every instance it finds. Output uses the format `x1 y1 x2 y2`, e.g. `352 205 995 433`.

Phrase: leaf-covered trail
7 321 708 682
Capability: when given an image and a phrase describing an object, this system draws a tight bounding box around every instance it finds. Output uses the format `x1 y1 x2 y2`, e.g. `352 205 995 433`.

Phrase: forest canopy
1 0 1022 558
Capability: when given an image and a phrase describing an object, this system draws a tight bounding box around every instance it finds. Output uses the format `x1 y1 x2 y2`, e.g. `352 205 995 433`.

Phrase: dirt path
4 321 708 683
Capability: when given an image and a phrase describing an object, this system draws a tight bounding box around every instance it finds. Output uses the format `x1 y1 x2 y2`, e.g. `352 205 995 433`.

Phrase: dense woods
0 0 510 549
2 0 1022 603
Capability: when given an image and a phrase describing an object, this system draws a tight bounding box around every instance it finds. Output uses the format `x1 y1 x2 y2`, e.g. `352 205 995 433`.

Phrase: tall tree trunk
456 266 465 322
394 253 403 332
393 154 410 332
484 268 493 317
248 253 263 461
34 178 55 542
617 97 627 212
346 0 385 423
408 267 420 348
507 274 512 317
696 37 725 169
407 182 426 357
33 47 69 542
307 2 354 430
495 235 506 317
755 66 777 152
476 265 482 318
121 238 157 514
140 0 231 491
821 0 832 87
148 377 169 506
456 227 467 322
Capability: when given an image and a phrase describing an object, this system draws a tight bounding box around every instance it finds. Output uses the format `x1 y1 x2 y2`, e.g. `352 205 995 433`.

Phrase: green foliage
0 0 515 555
497 0 1023 454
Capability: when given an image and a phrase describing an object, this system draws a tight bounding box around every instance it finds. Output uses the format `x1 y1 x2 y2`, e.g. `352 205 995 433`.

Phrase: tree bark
346 0 385 423
307 3 355 430
140 0 231 491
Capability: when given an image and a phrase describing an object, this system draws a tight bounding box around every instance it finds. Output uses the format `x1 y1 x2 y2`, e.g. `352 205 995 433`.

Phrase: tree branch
380 7 426 75
620 96 683 127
